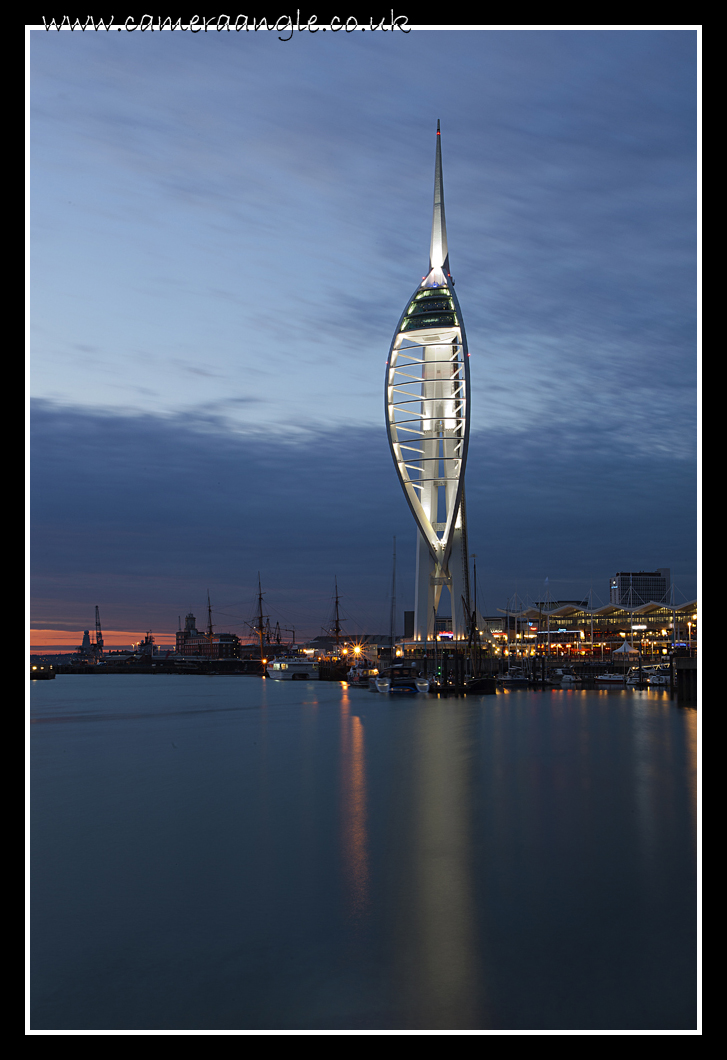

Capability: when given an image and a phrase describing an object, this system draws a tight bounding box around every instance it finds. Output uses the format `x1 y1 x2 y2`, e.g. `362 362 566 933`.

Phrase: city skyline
30 28 698 643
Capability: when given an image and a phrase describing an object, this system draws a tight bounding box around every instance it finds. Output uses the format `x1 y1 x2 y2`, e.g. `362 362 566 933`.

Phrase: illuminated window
415 287 450 300
408 298 452 315
401 312 457 332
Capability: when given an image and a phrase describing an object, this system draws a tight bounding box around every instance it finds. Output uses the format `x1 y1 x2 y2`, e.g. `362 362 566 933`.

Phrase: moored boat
497 668 529 686
346 664 379 687
551 668 581 684
370 664 429 694
626 665 670 686
647 670 670 686
266 652 319 681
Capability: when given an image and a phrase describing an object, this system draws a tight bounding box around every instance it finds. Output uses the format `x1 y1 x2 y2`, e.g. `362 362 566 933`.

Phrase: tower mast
430 119 449 274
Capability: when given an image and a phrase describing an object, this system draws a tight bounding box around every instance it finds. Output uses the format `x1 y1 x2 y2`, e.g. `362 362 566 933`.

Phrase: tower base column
414 530 443 642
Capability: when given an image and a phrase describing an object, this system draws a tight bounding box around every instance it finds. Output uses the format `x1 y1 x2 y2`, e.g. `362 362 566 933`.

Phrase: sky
29 26 699 647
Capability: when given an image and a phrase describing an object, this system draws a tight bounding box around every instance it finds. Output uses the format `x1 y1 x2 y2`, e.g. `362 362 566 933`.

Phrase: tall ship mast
385 122 471 641
333 577 342 653
255 575 266 665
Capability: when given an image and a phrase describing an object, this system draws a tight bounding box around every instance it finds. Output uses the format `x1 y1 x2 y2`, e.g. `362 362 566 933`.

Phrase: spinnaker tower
384 122 471 641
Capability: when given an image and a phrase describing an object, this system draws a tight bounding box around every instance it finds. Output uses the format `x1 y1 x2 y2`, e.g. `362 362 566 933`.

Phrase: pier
676 657 697 703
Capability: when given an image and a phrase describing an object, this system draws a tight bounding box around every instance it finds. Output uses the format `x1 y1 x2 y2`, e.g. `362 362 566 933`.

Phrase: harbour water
30 677 697 1030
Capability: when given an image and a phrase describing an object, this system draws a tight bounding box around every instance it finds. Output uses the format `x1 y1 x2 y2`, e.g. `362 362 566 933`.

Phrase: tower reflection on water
339 695 486 1028
339 692 369 920
398 704 484 1028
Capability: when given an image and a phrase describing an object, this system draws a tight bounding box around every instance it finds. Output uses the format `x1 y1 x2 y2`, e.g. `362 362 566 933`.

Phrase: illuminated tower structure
385 122 471 642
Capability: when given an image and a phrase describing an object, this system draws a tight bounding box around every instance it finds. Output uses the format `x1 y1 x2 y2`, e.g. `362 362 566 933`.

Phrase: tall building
609 569 671 606
385 122 471 641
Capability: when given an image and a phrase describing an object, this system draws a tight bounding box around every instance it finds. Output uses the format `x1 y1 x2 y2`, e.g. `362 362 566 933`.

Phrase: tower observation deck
385 122 471 641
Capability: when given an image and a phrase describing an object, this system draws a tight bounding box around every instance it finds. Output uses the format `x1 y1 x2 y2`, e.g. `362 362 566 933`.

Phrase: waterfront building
356 596 698 661
610 569 671 605
385 123 471 641
175 611 242 659
493 599 697 658
305 634 392 656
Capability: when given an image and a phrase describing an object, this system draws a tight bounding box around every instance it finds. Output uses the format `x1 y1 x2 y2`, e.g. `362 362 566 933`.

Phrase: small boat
551 668 580 684
371 664 429 694
648 665 674 691
595 672 626 684
346 664 379 687
498 668 530 686
266 652 319 681
647 667 671 686
626 665 670 686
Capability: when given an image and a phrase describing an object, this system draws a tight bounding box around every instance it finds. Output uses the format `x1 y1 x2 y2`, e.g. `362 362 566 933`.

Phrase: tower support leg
414 530 443 642
448 527 470 642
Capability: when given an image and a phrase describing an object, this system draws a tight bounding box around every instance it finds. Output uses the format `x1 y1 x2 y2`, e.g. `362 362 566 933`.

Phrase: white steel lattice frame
385 285 471 578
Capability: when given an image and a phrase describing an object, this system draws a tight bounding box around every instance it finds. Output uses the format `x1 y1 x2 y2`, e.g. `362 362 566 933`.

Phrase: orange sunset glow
30 629 178 652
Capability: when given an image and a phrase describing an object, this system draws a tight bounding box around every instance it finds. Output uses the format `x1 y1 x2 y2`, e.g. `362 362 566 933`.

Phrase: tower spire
429 119 449 273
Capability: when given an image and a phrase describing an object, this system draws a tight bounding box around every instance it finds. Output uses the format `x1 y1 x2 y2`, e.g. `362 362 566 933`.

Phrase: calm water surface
30 676 697 1030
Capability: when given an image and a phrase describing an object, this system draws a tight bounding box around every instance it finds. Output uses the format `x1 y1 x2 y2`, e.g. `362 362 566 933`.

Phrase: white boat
625 665 671 687
266 653 319 681
551 668 580 684
647 665 672 685
647 673 670 686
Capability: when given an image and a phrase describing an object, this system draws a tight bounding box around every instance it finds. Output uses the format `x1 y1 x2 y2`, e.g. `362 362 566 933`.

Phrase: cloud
30 30 696 441
30 400 697 635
